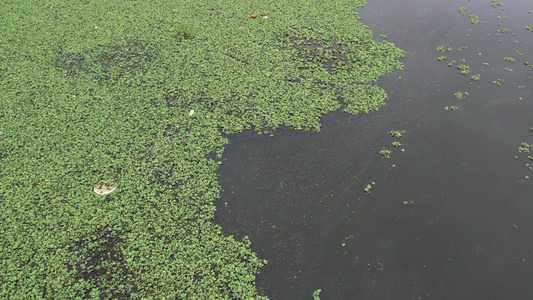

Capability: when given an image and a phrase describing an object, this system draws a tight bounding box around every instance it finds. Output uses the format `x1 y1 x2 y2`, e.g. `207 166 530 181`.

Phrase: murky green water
215 0 533 298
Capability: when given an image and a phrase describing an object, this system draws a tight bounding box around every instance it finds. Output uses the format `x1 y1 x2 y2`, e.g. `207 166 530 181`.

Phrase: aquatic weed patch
435 0 533 180
276 22 403 114
517 142 533 173
0 0 403 298
389 130 406 138
457 64 471 75
379 149 392 158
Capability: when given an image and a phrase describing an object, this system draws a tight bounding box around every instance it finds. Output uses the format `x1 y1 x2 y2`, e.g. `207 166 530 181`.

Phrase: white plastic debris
93 180 117 195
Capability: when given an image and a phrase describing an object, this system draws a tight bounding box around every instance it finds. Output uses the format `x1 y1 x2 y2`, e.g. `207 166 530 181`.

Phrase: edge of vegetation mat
0 0 403 298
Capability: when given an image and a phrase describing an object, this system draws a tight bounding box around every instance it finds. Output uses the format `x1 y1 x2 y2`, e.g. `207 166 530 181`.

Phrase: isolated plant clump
389 130 406 137
519 142 531 153
0 0 404 298
364 181 376 194
379 149 392 158
457 64 470 75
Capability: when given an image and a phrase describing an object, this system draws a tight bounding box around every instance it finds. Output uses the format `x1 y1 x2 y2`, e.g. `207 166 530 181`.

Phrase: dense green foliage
0 0 403 298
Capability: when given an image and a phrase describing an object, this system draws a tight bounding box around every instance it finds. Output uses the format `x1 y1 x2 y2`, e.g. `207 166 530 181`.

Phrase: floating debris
93 180 117 195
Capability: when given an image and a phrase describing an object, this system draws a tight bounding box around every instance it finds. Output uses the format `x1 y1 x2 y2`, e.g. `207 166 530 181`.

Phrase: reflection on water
215 0 533 299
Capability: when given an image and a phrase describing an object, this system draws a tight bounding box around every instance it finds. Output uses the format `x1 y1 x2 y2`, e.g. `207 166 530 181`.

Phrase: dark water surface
215 0 533 299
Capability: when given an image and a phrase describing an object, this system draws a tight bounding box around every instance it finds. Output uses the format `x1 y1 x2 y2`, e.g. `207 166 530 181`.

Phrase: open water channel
215 0 533 298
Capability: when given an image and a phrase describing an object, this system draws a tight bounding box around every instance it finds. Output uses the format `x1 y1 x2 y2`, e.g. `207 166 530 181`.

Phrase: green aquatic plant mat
0 0 403 298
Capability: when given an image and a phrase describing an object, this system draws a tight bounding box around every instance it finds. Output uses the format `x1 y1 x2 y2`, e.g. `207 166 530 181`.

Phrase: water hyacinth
0 0 404 298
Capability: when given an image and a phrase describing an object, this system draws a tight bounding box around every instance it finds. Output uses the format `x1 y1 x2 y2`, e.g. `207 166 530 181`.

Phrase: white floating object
93 180 117 195
189 109 194 116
